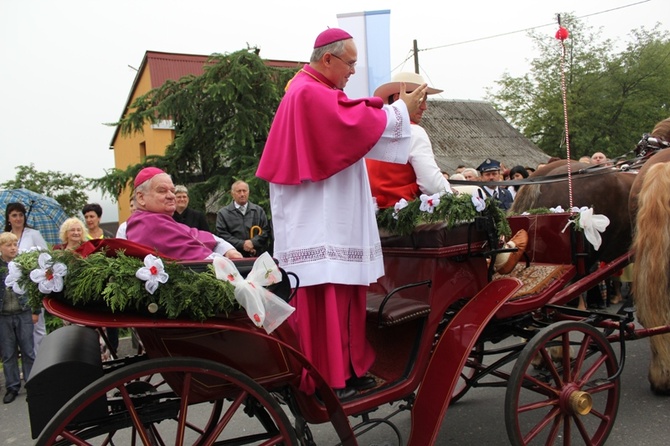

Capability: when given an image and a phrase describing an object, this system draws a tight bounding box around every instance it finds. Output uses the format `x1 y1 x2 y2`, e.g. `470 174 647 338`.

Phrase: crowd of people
1 26 635 406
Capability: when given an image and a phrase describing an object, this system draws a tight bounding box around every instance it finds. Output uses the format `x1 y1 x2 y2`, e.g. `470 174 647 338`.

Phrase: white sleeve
365 100 412 163
116 222 127 239
213 234 235 254
409 125 451 195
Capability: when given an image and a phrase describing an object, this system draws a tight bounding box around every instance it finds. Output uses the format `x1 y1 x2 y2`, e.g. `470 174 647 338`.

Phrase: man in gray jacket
216 180 271 257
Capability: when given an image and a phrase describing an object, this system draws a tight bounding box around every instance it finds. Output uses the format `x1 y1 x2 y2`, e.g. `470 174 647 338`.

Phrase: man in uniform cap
366 72 451 209
257 28 427 399
476 158 514 210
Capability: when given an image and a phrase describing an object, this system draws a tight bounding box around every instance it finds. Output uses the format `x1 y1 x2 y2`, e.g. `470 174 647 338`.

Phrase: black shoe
3 391 17 404
334 387 357 400
346 375 377 391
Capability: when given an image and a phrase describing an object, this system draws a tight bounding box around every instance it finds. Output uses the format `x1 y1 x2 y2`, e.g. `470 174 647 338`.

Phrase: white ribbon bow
213 252 294 334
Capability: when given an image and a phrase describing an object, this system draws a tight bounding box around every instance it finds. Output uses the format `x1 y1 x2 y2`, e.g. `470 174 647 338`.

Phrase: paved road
2 325 670 445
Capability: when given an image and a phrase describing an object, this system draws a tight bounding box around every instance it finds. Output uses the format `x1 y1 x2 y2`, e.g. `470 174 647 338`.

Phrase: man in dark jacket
476 158 514 211
173 185 210 231
215 181 271 257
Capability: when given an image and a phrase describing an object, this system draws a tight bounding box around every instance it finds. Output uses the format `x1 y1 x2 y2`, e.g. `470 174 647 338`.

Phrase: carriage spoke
203 389 250 441
174 371 193 446
520 405 561 444
562 333 572 383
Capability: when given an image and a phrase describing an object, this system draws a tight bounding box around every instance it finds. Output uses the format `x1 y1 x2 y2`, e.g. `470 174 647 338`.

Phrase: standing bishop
257 27 427 399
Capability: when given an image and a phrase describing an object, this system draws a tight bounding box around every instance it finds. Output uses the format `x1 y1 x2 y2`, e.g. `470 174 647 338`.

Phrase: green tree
91 48 299 213
487 15 670 159
1 163 90 216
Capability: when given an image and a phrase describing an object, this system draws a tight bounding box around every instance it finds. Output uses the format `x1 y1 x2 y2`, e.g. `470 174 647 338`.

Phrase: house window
140 141 146 162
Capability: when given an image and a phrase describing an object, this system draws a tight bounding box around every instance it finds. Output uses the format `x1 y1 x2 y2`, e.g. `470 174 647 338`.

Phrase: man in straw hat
257 28 427 399
366 72 451 208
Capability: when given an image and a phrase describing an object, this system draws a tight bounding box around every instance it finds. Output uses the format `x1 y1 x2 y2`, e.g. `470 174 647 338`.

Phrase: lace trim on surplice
277 243 383 266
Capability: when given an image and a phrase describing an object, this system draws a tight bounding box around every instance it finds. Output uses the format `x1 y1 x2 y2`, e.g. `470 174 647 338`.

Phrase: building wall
112 66 175 222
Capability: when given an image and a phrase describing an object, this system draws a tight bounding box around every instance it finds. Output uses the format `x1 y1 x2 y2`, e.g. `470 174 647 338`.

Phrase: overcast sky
1 0 666 222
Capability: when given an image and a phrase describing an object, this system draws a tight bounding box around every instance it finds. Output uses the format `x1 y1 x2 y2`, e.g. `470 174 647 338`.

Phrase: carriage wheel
37 357 298 446
451 342 485 403
505 321 620 446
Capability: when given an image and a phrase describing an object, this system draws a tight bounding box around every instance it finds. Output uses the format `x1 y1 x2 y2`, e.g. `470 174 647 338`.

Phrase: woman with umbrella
4 202 48 252
3 202 48 357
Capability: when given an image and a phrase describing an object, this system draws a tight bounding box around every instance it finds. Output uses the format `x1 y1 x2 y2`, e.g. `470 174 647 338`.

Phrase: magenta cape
257 65 387 185
126 211 217 261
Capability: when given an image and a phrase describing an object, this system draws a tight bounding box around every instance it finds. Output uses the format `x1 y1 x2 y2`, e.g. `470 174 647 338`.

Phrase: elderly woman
126 167 242 260
55 218 88 251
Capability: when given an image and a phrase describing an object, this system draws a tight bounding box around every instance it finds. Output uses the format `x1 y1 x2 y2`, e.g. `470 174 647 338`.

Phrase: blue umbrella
0 188 68 246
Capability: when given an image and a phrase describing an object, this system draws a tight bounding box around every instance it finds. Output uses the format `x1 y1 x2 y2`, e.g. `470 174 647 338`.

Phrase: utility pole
413 40 419 74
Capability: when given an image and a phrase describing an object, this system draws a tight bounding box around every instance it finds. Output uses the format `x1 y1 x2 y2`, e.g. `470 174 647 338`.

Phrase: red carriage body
29 212 642 445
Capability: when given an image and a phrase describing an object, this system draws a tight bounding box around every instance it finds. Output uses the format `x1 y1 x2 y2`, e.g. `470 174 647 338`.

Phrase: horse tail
633 161 670 393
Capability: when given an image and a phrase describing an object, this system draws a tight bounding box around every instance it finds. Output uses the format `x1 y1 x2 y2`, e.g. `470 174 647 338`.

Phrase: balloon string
559 36 574 209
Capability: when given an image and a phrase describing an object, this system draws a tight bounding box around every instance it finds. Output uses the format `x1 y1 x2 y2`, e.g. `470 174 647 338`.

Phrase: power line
419 0 651 53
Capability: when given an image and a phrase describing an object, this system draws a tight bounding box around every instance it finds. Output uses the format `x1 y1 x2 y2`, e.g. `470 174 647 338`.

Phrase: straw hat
373 72 443 99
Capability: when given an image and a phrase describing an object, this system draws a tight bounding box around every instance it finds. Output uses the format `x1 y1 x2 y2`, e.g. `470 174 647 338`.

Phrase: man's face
463 171 478 181
0 241 18 261
175 192 189 212
392 91 428 124
326 40 357 90
591 152 607 164
482 170 500 182
138 174 176 215
231 184 249 206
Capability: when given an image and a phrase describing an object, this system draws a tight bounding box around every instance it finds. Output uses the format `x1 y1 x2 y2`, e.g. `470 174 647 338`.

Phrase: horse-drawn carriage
18 198 666 446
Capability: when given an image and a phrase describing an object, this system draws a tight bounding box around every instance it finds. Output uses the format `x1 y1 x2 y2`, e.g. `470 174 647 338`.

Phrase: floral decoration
4 261 26 294
471 194 486 212
393 198 409 220
419 193 441 213
135 254 169 294
377 192 510 238
29 252 67 294
10 248 238 321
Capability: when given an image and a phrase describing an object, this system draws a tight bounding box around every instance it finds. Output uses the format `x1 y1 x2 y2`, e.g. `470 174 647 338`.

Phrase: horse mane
652 117 670 141
633 162 670 387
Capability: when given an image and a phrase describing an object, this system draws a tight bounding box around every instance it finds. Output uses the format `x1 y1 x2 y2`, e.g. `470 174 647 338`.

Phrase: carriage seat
366 281 432 328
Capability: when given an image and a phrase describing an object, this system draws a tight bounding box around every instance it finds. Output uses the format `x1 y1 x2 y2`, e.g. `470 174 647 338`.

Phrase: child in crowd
0 231 37 404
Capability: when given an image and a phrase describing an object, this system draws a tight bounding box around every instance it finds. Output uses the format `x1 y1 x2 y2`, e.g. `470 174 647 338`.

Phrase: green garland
376 193 511 238
10 249 238 321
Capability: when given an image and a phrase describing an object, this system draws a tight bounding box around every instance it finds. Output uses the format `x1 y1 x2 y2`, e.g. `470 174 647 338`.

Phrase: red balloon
555 26 569 41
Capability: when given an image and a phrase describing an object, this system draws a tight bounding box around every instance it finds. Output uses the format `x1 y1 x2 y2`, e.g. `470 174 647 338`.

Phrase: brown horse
630 117 670 395
510 160 636 264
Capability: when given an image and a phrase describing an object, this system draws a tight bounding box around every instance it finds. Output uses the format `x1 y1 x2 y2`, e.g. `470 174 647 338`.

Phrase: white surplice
270 100 413 287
